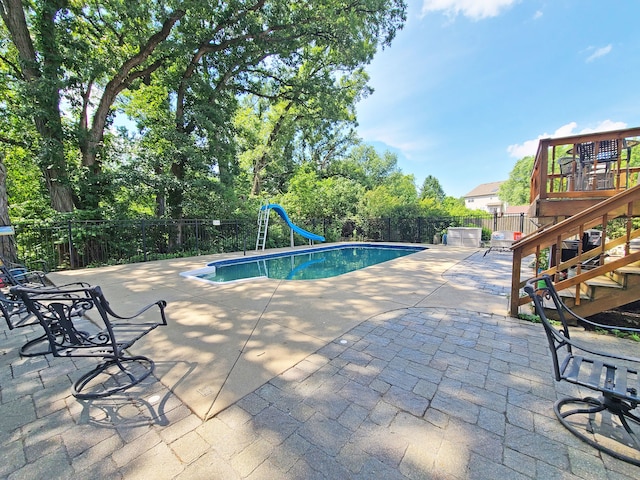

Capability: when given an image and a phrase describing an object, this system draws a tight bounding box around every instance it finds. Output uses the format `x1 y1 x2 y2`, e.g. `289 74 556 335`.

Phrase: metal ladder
255 202 271 250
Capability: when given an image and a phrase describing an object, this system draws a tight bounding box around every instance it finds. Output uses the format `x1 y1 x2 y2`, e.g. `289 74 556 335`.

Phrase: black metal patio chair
524 274 640 465
1 287 44 355
1 264 48 287
11 284 168 399
1 282 92 356
0 259 66 356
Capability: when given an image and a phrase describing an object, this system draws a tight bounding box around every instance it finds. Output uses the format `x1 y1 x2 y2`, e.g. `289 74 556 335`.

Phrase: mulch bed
588 300 640 329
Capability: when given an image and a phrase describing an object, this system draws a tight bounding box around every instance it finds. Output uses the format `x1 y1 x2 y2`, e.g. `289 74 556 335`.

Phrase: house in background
463 181 507 214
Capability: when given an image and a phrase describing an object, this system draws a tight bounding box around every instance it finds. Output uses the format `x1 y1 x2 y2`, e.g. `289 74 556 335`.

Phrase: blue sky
356 0 640 199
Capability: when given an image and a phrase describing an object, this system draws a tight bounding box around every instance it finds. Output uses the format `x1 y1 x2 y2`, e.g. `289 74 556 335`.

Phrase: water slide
262 204 325 242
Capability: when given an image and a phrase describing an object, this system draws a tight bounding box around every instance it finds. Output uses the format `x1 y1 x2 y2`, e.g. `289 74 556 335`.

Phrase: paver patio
1 245 638 478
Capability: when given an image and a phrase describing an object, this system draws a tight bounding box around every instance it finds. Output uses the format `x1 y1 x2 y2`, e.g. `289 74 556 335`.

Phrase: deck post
510 247 522 316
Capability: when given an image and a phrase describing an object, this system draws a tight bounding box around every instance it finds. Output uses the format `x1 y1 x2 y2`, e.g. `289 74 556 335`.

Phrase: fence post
195 219 199 254
519 213 525 233
387 218 391 242
67 220 75 269
141 220 147 262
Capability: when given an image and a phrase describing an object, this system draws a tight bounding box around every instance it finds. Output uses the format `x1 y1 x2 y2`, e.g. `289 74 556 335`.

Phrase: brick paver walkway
1 250 639 479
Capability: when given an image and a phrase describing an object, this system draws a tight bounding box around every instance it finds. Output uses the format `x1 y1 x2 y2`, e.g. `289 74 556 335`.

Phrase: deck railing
530 127 640 214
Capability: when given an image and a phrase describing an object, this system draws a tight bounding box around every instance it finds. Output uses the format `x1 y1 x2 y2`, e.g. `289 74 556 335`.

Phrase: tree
1 0 75 211
1 0 407 218
0 153 16 260
282 165 363 220
328 144 399 189
419 175 445 202
124 0 407 215
235 62 368 197
499 155 534 206
1 1 186 211
358 172 419 218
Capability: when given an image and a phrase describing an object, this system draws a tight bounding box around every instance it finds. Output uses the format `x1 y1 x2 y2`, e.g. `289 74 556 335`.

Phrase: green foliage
282 166 364 221
596 328 640 342
4 147 54 220
518 313 541 324
420 175 445 202
3 0 536 232
606 217 640 240
357 172 419 218
330 145 399 189
2 0 408 218
499 155 533 206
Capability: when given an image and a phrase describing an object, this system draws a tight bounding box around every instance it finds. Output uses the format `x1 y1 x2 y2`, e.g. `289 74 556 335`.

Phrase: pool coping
180 242 427 284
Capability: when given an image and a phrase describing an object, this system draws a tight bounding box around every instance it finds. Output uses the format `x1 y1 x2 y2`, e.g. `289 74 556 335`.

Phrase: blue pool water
181 244 426 284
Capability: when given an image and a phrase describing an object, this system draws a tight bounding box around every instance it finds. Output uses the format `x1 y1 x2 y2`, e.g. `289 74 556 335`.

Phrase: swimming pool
181 244 426 284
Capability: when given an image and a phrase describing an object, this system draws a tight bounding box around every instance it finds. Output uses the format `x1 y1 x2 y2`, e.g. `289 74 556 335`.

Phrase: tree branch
82 9 185 166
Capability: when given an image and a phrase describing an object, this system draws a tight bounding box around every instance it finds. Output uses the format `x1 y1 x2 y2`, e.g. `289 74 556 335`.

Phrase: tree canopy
1 0 406 214
1 0 494 230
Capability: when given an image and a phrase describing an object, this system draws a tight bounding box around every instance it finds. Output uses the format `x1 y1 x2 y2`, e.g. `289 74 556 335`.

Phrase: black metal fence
9 213 532 271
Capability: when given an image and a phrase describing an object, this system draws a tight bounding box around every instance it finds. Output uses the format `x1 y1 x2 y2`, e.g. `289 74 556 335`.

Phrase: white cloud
421 0 518 20
507 120 628 158
533 10 543 20
360 124 434 160
578 119 627 134
586 44 612 62
506 138 540 159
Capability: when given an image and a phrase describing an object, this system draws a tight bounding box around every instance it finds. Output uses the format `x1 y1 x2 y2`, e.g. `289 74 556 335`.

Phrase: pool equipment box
446 227 482 247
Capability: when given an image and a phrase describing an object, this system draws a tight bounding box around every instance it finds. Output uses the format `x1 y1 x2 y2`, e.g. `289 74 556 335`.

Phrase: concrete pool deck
2 244 639 478
47 244 505 420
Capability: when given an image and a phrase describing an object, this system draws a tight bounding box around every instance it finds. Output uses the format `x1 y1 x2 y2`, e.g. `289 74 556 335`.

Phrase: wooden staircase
510 183 640 317
558 261 640 318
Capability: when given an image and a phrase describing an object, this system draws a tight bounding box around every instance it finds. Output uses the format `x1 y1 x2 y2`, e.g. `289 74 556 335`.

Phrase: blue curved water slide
262 204 325 242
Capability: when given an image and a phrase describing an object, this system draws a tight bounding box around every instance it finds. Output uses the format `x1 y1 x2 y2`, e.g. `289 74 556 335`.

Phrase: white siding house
464 181 507 214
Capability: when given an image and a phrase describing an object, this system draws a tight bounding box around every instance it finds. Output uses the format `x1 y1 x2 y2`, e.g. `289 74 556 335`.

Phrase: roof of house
464 181 505 198
505 205 529 215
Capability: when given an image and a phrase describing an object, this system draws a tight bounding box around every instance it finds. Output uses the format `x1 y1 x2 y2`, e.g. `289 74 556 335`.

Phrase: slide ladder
256 202 271 250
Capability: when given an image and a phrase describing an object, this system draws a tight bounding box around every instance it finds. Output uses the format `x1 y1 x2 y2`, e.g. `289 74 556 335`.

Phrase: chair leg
73 355 155 399
20 326 89 357
19 333 52 357
555 396 640 466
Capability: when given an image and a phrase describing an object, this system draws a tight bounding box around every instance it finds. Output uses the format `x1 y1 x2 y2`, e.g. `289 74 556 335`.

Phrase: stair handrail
510 183 640 315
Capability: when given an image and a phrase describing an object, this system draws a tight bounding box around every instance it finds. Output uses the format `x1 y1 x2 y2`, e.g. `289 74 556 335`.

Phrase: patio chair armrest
100 296 168 326
10 269 48 286
574 315 640 335
525 274 640 364
558 331 640 365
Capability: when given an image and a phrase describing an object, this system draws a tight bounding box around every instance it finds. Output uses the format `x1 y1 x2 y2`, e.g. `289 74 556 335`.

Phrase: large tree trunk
0 154 17 261
1 0 75 212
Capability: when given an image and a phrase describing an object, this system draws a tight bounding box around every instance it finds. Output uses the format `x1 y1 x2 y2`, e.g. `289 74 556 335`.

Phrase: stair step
557 287 590 300
615 265 640 275
584 275 623 288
